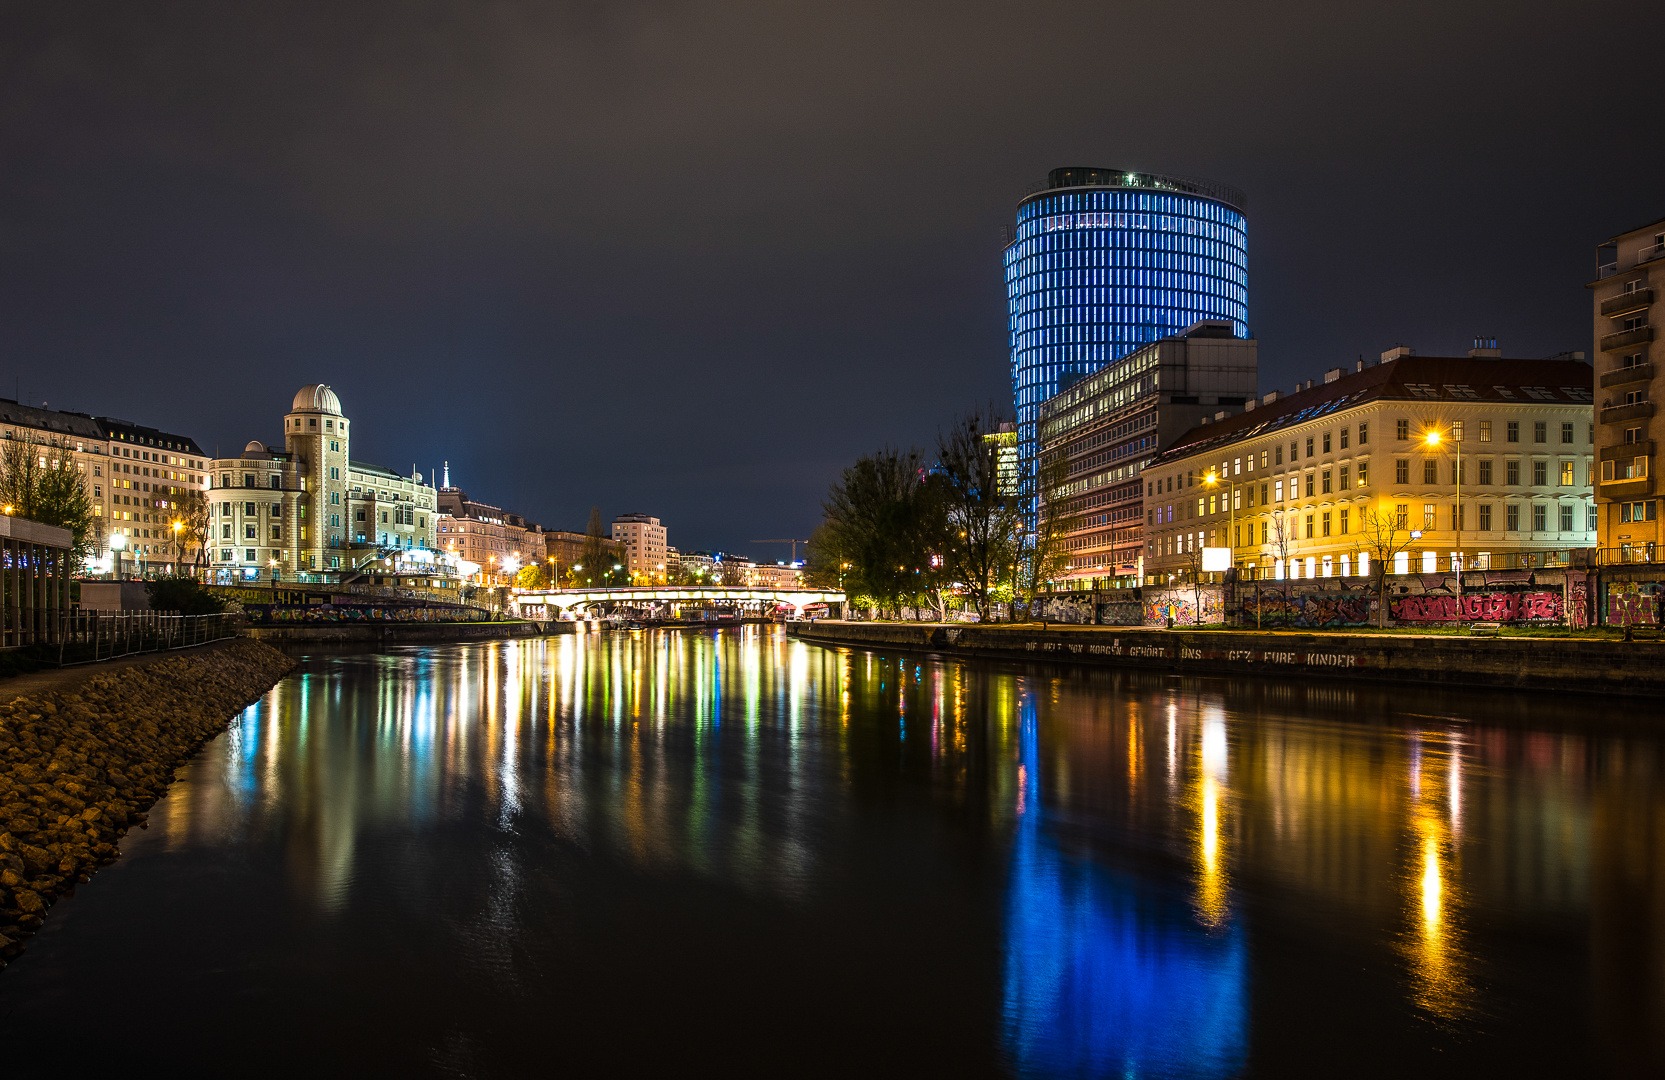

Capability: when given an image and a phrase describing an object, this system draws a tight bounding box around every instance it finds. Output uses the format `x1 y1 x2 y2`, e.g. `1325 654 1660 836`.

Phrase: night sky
2 2 1660 556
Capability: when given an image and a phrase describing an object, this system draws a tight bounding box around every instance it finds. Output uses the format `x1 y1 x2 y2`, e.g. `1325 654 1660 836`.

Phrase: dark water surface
1 628 1661 1077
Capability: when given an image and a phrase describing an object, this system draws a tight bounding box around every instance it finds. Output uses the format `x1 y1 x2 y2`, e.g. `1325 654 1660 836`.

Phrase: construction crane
753 539 809 564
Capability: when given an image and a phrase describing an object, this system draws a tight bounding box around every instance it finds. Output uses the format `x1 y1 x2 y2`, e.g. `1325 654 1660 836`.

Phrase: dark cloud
0 0 1656 555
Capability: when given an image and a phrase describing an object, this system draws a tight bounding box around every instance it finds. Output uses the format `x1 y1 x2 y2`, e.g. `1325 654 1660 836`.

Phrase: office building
1590 216 1665 557
1038 322 1257 587
1004 167 1249 487
1141 347 1595 582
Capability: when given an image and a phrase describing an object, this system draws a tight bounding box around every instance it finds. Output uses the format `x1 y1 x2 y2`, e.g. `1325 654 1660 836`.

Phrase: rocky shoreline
0 638 296 970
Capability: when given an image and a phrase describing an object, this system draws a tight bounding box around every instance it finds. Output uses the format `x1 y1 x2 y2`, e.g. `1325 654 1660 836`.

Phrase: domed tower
284 384 350 569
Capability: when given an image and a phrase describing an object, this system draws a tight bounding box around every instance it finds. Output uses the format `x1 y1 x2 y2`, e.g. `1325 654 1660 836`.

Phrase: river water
0 628 1659 1077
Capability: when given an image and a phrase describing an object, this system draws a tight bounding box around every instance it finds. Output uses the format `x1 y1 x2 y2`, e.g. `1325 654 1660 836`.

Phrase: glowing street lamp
1424 427 1464 602
109 532 126 580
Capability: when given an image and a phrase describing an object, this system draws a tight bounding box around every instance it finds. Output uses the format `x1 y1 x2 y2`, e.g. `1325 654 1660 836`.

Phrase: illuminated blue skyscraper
1004 167 1249 475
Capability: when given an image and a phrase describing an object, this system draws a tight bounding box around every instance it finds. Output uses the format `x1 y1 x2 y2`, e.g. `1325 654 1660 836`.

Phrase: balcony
1602 401 1656 424
1601 362 1654 388
1601 439 1656 462
1601 288 1655 317
1601 325 1654 352
1601 476 1656 499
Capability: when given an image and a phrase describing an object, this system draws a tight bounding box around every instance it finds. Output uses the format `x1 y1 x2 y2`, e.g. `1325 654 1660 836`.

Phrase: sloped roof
1155 355 1593 465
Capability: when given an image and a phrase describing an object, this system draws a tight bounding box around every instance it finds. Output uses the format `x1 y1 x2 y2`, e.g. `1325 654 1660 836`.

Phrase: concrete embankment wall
243 620 563 644
0 638 297 970
788 620 1664 698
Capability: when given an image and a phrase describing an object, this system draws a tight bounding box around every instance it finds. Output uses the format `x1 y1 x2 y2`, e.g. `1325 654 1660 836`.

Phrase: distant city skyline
0 3 1657 553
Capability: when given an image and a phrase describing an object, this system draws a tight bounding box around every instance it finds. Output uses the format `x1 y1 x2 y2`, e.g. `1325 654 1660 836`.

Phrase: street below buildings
0 628 1656 1078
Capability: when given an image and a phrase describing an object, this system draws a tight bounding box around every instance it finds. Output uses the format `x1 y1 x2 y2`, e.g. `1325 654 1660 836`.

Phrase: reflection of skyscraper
1002 688 1248 1078
1004 167 1249 501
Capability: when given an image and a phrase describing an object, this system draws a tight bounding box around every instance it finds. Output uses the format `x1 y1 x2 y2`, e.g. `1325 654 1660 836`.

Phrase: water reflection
14 628 1665 1078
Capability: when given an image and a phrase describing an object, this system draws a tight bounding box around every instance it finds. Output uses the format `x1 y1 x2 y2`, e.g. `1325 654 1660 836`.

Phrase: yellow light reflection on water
1193 706 1230 929
1403 731 1472 1020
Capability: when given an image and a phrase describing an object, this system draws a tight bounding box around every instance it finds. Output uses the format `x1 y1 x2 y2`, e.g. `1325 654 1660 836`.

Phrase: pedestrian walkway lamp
109 532 126 581
1424 428 1463 604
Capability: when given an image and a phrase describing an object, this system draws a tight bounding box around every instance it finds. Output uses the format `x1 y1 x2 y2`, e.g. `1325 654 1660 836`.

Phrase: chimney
1381 345 1414 362
1243 398 1256 411
1468 336 1501 358
1261 390 1281 405
1323 367 1344 384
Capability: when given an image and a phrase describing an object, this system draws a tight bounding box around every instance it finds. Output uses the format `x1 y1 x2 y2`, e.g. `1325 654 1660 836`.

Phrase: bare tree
934 407 1022 623
1354 505 1416 628
0 434 95 571
1013 450 1078 619
1261 512 1298 627
174 487 212 576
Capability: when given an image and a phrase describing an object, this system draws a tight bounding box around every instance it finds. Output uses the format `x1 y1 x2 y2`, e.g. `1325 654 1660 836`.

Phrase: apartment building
1142 347 1595 582
437 486 544 583
612 513 668 583
1590 216 1665 558
1037 321 1258 587
0 399 208 572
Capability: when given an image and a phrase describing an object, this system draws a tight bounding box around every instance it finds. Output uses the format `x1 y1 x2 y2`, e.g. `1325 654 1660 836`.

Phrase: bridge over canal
511 585 844 617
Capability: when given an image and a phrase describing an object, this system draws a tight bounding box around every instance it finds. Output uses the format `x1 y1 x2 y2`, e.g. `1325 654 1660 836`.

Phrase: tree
717 559 748 586
0 434 95 572
1263 511 1298 626
144 576 226 615
819 446 942 619
934 407 1023 623
173 487 212 576
515 563 549 590
1354 504 1416 628
576 507 629 586
1012 450 1077 619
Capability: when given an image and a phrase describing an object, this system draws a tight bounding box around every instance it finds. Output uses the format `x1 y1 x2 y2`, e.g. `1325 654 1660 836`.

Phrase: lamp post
1204 470 1240 625
1425 428 1463 605
268 558 280 601
171 520 183 577
109 532 126 581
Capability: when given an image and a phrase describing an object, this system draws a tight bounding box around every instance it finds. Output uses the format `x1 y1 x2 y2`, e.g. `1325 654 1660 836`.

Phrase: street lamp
171 520 183 577
109 532 126 580
1424 427 1463 603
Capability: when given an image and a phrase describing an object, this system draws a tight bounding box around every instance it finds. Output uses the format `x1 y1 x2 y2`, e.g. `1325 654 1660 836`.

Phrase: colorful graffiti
1605 581 1663 628
1389 591 1563 625
244 604 489 624
1143 588 1222 627
1241 590 1373 628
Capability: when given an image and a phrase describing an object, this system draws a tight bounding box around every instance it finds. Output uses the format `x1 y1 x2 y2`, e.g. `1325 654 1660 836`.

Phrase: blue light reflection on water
1002 688 1247 1080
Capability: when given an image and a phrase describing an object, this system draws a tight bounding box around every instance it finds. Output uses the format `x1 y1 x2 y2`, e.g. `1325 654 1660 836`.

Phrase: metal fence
34 609 242 666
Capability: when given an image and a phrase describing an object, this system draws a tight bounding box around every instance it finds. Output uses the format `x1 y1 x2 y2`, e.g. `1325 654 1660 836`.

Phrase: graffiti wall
1240 588 1373 628
1143 586 1223 627
243 604 490 624
1034 593 1097 624
1604 580 1663 627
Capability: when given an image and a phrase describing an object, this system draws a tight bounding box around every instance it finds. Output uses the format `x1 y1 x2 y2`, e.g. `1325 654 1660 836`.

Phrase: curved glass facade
1004 170 1248 467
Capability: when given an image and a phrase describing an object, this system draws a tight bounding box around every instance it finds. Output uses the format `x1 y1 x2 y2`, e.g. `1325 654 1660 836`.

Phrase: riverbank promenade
788 619 1665 698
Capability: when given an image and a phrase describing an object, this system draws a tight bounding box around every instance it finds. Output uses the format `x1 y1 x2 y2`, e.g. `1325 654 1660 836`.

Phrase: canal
0 627 1658 1077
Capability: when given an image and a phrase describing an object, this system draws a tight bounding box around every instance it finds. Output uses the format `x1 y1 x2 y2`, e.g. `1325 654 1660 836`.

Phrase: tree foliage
143 576 226 615
0 434 95 570
818 445 952 619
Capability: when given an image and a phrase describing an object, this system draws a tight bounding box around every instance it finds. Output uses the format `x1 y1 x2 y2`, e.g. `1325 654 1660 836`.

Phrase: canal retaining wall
0 637 297 970
787 620 1665 698
242 619 561 644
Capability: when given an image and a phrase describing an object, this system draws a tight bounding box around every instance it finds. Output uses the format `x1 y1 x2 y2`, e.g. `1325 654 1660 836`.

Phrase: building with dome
205 384 440 579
